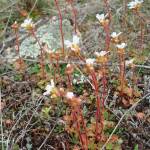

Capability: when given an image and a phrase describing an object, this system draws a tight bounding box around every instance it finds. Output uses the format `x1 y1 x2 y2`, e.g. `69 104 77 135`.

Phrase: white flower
116 43 127 49
86 58 95 65
64 35 80 51
21 18 34 30
128 0 143 9
111 32 122 38
66 64 71 68
43 79 55 96
95 51 109 57
125 59 135 66
96 13 108 23
66 92 74 99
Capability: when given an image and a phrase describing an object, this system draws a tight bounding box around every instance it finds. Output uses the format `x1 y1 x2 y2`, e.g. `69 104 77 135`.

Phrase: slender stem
119 52 125 96
77 53 85 62
90 71 104 140
49 54 56 81
54 0 65 55
104 24 110 51
70 0 77 33
104 0 111 21
67 74 72 89
14 30 22 67
77 107 88 150
102 63 107 107
31 30 45 78
72 108 88 150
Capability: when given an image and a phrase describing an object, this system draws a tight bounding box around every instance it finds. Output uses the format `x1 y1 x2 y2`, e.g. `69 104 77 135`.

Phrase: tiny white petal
67 64 71 68
64 35 80 51
43 80 55 96
128 0 143 9
95 51 109 57
111 32 122 38
116 43 127 49
64 40 72 48
86 58 95 65
73 35 80 45
96 14 104 21
45 85 52 91
96 14 105 21
43 91 50 96
21 18 34 30
50 79 55 87
66 92 74 99
73 79 77 84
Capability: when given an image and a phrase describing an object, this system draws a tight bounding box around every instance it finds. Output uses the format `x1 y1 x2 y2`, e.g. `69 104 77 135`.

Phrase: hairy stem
104 24 110 51
90 71 104 141
54 0 65 55
72 107 88 150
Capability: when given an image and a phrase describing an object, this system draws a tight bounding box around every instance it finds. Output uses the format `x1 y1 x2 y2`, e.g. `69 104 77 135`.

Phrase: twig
101 92 150 150
37 123 56 150
28 0 39 17
6 96 44 149
15 96 44 144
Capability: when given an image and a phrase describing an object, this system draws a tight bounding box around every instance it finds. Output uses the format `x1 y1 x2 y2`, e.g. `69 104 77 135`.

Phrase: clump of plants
3 0 149 149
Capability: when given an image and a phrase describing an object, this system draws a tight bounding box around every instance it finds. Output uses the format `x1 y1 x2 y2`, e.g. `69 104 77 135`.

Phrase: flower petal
73 35 80 45
64 40 72 48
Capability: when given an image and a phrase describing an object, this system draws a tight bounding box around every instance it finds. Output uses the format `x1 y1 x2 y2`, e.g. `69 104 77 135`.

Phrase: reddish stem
77 53 86 62
119 52 125 96
72 107 88 150
67 74 72 89
70 1 77 33
54 0 65 55
104 24 110 51
14 30 22 66
90 71 104 140
101 63 107 107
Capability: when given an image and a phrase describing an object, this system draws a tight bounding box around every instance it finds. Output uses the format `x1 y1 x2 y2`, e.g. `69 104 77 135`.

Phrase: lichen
19 19 73 58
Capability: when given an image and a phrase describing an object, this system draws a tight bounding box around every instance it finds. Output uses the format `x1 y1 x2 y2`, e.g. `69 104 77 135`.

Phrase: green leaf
60 64 67 75
106 143 113 150
45 64 50 73
29 64 40 74
134 144 138 150
14 74 23 81
104 111 109 120
88 142 97 150
41 107 51 119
